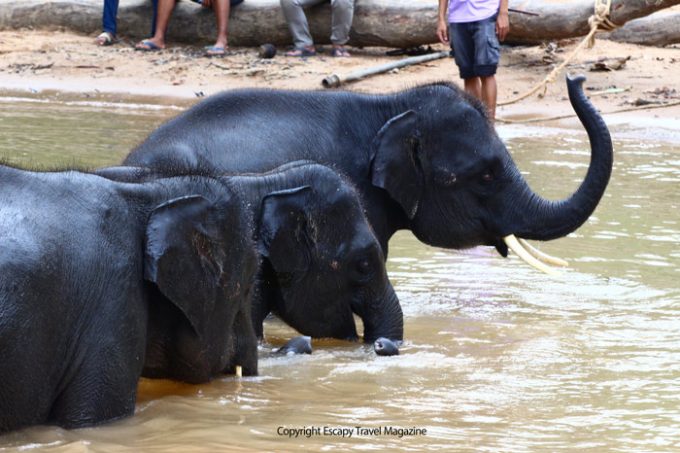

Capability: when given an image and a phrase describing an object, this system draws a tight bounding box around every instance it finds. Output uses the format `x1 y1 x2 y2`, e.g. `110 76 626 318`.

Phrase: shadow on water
0 96 678 452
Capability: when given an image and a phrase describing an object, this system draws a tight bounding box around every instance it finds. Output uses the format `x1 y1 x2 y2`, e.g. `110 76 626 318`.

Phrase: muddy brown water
0 97 678 452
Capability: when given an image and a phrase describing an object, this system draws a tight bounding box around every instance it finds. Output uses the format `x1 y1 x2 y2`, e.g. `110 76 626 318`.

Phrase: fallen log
0 0 679 48
602 10 680 46
506 0 680 44
0 0 440 48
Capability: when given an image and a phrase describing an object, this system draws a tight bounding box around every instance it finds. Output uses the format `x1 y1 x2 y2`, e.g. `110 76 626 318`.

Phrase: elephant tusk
235 365 243 378
503 235 560 276
518 238 569 267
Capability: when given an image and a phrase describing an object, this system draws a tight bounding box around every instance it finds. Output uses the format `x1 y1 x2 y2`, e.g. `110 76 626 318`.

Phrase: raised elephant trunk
504 75 613 273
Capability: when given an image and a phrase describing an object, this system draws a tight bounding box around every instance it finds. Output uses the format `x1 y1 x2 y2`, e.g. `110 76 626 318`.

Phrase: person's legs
212 0 230 49
480 75 497 120
150 0 159 37
280 0 324 51
102 0 119 36
329 0 354 55
464 77 482 100
470 15 500 119
449 22 475 84
137 0 176 49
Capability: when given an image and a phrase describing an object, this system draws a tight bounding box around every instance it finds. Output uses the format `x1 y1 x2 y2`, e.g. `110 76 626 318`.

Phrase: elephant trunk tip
373 337 400 356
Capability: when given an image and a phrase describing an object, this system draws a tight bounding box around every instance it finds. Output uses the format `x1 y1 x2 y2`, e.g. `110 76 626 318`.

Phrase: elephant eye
356 259 371 275
481 171 494 183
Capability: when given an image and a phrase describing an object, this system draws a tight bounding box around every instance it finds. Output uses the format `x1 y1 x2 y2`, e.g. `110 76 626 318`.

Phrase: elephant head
143 190 258 381
255 170 403 343
95 165 403 344
370 75 613 273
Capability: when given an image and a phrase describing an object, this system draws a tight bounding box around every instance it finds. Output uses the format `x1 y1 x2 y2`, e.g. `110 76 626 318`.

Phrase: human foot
95 32 117 46
135 39 164 51
331 46 350 57
204 45 227 57
285 46 316 57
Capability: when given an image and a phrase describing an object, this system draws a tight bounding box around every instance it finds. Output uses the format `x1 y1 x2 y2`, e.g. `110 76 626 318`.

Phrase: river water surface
0 96 678 452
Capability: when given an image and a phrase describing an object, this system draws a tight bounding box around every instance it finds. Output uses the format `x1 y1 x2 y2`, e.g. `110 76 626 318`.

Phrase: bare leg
212 0 230 49
464 77 482 100
480 75 497 121
137 0 176 49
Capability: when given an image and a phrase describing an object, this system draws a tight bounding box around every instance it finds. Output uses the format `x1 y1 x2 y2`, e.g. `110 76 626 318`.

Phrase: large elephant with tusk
123 75 613 272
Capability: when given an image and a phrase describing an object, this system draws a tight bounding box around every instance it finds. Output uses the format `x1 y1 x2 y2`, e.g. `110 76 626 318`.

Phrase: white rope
499 0 620 106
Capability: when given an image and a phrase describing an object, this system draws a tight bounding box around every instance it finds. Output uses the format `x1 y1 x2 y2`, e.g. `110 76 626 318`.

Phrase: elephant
96 161 403 344
0 165 258 432
275 336 313 355
123 75 613 272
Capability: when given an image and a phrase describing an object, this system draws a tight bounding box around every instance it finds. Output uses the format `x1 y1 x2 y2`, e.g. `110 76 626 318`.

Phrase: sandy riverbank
0 29 679 125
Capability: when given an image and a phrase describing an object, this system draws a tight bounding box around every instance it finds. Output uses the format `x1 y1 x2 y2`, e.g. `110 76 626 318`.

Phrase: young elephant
97 161 403 344
0 165 258 433
231 161 403 343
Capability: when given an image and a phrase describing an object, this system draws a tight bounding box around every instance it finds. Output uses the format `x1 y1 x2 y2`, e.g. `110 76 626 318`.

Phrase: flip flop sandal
285 47 316 57
331 47 351 57
135 39 162 52
204 45 226 57
96 32 116 46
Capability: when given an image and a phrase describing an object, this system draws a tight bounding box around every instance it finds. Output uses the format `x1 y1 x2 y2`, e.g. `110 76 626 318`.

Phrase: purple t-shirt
448 0 499 23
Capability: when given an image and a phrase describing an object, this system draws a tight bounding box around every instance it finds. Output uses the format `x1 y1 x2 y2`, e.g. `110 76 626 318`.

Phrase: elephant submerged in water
124 75 613 271
0 165 259 432
97 161 403 344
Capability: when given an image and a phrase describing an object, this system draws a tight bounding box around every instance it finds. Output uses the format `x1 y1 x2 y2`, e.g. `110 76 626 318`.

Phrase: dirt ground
0 29 679 123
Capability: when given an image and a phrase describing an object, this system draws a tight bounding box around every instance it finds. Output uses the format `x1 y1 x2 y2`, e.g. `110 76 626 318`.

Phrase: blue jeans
449 13 500 79
102 0 158 36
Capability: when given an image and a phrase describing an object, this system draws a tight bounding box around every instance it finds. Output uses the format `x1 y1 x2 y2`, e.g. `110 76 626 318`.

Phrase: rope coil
499 0 619 107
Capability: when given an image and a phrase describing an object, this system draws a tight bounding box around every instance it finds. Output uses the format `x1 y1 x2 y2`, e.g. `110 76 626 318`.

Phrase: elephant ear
370 110 423 219
145 195 227 338
257 186 315 280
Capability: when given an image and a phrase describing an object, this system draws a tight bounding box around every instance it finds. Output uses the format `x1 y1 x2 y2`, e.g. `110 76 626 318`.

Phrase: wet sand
0 29 679 125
